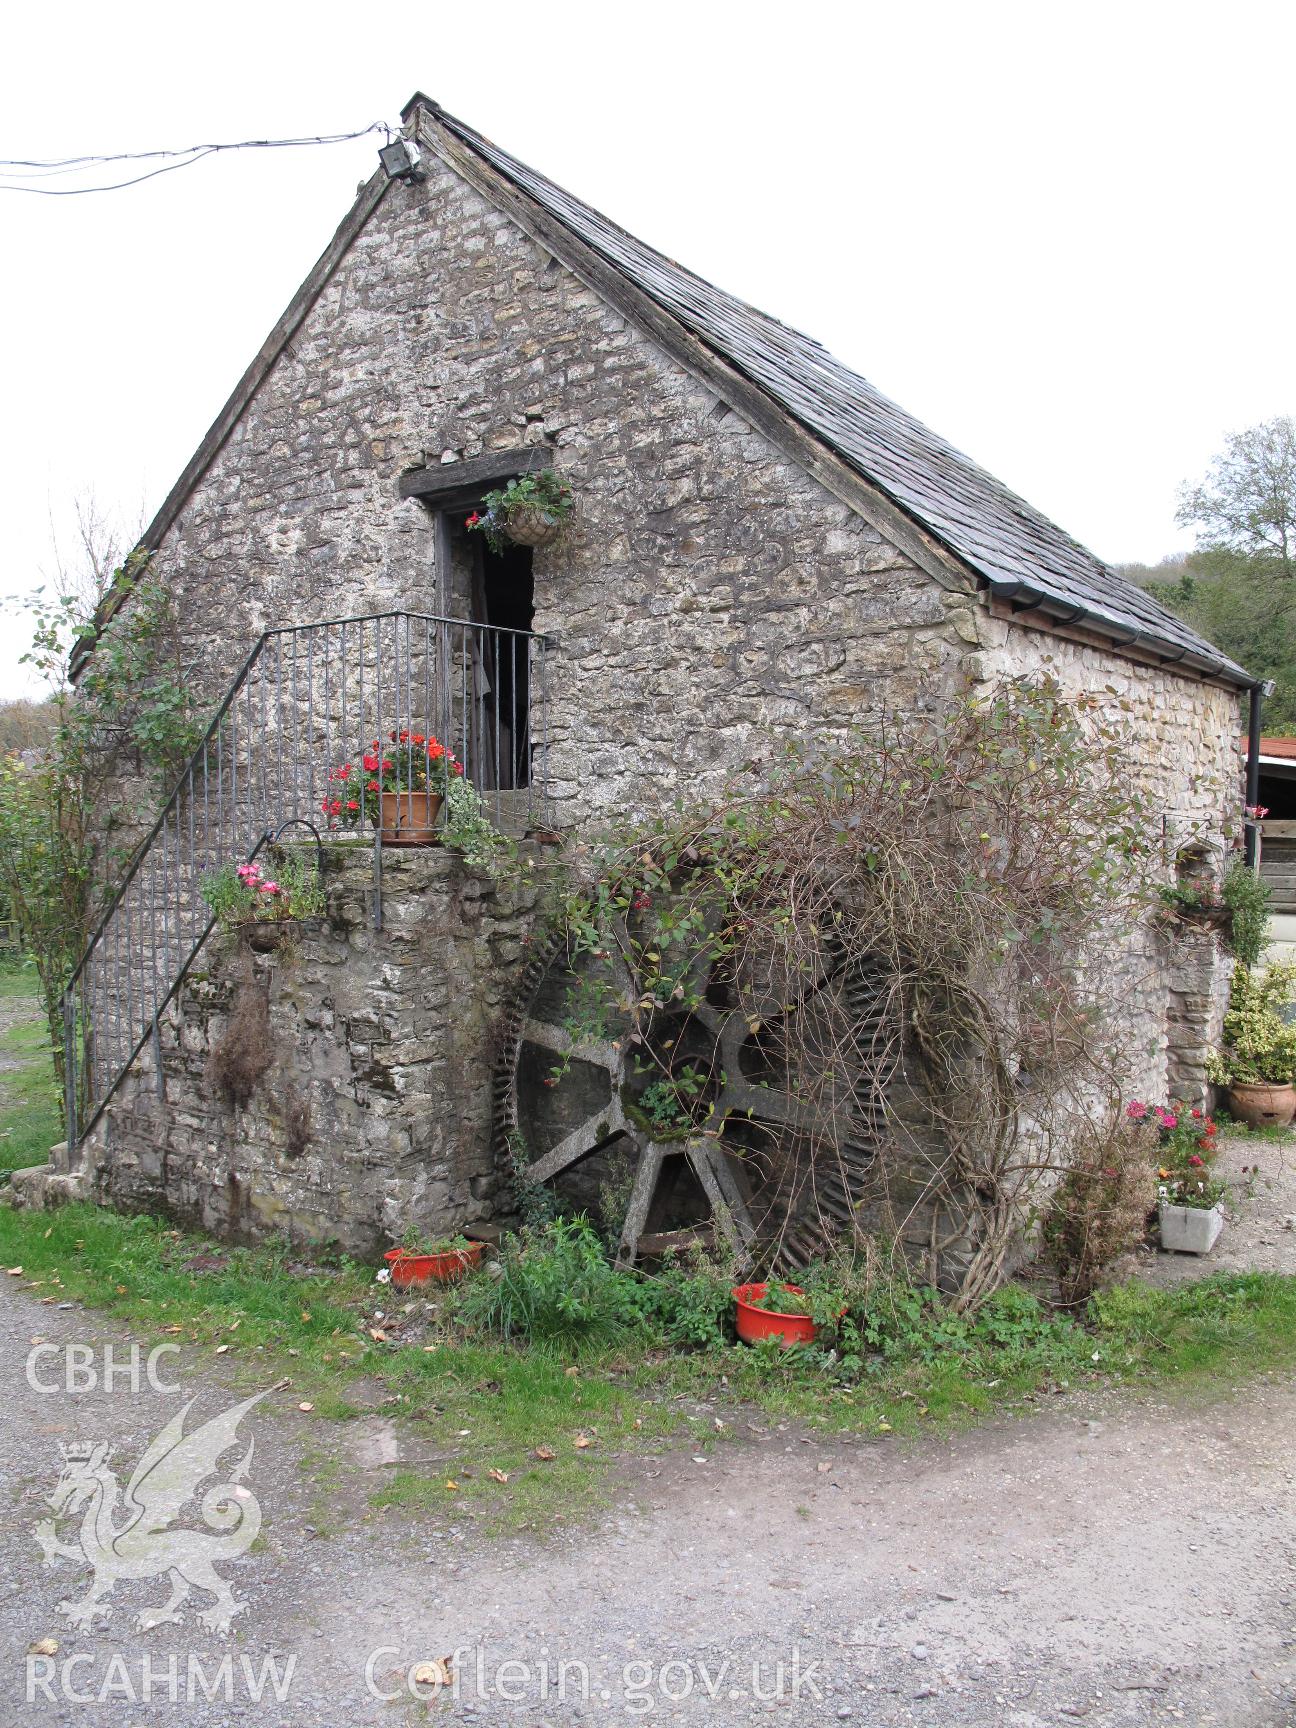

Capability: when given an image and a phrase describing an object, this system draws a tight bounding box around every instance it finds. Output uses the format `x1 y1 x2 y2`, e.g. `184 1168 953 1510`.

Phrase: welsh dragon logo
34 1381 282 1633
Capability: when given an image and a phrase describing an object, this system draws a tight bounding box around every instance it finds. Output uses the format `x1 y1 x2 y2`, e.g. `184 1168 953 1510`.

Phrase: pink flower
260 882 280 895
1126 1100 1148 1119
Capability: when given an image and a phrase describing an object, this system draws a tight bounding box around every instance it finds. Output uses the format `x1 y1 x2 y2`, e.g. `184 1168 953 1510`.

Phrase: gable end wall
145 148 967 826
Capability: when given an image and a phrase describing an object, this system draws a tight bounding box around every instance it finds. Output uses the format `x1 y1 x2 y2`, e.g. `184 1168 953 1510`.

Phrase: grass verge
3 1199 1296 1532
0 966 61 1172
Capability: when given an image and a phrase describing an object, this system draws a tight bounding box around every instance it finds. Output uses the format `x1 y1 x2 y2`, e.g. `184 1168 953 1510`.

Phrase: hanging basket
502 503 565 549
238 918 301 954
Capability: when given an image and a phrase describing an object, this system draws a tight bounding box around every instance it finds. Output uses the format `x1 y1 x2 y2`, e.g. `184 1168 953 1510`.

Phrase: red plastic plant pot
384 1242 484 1287
731 1282 818 1348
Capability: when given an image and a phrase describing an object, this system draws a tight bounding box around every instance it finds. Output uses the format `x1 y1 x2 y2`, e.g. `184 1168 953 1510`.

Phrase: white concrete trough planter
1158 1200 1224 1255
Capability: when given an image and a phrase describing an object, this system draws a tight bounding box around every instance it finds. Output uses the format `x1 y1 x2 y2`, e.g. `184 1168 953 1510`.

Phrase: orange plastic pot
732 1282 818 1348
384 1241 483 1287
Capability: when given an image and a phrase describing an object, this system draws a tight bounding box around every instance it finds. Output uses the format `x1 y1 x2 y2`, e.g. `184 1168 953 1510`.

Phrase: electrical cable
0 124 389 196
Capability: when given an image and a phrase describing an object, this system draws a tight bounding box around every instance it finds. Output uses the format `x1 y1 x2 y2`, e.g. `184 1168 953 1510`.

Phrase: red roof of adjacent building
1260 737 1296 759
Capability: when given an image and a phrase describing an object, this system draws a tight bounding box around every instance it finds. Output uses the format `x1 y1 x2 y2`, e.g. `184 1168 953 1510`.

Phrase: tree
0 698 58 755
1176 416 1296 577
1124 418 1296 732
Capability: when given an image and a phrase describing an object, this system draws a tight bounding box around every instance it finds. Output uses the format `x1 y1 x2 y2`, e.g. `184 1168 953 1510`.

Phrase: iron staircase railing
62 609 550 1148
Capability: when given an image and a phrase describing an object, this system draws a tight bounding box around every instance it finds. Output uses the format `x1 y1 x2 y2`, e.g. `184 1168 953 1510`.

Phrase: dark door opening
472 539 534 789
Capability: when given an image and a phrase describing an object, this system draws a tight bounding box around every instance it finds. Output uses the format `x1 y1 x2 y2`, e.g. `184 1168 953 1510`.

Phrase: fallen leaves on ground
410 1657 454 1689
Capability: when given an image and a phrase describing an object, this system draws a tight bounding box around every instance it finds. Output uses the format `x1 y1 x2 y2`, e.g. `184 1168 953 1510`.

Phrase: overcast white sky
1 0 1292 698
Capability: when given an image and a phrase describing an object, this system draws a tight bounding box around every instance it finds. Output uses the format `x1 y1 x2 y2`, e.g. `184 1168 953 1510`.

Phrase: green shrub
643 1256 735 1348
457 1216 645 1349
1208 962 1296 1086
1222 860 1271 969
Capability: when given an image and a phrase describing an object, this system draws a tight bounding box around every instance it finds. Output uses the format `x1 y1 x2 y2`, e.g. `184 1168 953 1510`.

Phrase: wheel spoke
685 1140 755 1263
615 1139 665 1267
521 1016 622 1074
527 1099 631 1184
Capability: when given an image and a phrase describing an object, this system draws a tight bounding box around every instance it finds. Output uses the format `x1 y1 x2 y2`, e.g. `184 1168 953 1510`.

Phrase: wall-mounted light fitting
379 138 425 182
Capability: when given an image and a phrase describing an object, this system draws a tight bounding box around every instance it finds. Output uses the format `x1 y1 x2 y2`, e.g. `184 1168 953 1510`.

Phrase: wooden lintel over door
397 447 540 505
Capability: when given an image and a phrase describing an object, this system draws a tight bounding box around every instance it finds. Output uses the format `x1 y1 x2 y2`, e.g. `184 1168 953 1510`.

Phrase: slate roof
421 100 1255 689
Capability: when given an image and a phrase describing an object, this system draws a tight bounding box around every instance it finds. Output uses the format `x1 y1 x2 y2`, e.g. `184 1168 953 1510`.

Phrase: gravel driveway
0 1278 1293 1727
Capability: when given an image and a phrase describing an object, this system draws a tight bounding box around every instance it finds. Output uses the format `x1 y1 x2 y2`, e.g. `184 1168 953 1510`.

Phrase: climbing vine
0 554 203 1089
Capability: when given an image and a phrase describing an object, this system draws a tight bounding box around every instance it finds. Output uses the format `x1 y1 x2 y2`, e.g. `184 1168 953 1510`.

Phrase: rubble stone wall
77 845 550 1254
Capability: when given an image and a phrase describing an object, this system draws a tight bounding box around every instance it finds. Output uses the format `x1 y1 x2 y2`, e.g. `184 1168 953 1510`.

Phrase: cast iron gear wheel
494 912 896 1272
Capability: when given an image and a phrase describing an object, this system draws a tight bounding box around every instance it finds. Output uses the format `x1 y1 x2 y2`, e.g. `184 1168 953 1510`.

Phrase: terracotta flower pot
731 1282 818 1348
1226 1082 1296 1130
384 1242 483 1286
503 503 563 548
379 789 443 845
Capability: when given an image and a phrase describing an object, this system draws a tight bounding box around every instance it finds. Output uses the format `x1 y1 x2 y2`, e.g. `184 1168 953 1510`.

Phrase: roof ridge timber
72 93 1256 690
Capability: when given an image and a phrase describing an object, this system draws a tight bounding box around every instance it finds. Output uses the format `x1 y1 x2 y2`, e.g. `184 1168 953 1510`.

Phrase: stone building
17 95 1257 1265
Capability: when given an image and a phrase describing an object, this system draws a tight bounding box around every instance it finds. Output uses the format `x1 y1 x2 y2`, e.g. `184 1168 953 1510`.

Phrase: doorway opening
474 539 534 789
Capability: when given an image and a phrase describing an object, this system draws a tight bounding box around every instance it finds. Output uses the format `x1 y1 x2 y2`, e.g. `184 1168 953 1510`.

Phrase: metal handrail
62 608 550 1146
